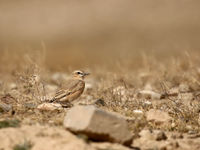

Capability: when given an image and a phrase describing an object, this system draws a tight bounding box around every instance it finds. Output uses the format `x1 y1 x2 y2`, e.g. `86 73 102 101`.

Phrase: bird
50 70 90 107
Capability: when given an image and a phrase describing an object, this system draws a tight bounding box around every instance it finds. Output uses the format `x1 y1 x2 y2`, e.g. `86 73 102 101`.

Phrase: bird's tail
49 98 55 103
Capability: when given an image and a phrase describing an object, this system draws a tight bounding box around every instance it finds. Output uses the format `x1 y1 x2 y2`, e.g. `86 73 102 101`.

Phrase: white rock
138 90 162 100
144 101 152 105
133 110 143 114
37 103 63 111
146 109 172 124
64 105 133 145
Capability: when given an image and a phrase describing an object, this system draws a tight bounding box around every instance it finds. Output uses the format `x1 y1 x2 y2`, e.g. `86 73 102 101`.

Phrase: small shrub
0 119 20 129
13 140 33 150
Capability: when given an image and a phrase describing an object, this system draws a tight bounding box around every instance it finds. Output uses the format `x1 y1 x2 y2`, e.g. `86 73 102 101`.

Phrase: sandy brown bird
50 70 90 106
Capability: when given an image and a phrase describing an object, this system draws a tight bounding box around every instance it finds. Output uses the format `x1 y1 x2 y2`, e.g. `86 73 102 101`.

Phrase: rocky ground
0 52 200 150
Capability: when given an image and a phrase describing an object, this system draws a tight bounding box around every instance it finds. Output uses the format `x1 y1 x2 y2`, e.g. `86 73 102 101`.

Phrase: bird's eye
77 72 81 74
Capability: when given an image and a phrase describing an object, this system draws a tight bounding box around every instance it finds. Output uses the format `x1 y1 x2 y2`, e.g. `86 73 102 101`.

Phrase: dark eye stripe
76 71 83 75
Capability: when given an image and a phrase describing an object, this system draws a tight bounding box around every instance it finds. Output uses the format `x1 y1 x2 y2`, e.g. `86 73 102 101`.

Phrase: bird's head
72 70 90 80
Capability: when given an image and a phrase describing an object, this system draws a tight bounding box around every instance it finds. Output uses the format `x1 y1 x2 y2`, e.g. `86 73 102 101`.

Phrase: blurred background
0 0 200 70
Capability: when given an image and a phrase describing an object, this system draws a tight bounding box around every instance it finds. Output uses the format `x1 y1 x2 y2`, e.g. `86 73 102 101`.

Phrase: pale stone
146 109 172 124
37 103 63 111
144 101 152 105
133 110 143 114
63 105 133 145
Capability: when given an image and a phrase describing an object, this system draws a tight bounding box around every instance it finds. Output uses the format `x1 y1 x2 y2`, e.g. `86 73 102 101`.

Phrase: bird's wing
65 79 85 93
51 79 84 102
53 89 71 101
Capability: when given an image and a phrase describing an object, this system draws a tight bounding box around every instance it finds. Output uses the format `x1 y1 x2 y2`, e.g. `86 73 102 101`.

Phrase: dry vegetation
0 49 200 150
1 0 200 149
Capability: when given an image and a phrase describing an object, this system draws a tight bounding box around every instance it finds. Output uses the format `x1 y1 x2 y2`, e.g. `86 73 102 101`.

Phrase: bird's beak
84 72 90 76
